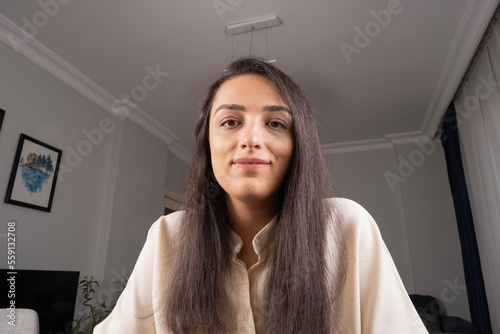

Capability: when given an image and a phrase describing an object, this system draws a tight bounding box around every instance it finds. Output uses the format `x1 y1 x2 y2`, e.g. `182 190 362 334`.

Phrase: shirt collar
229 216 277 258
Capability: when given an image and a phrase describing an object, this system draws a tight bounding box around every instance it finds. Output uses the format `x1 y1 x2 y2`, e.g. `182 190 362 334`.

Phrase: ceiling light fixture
226 15 281 35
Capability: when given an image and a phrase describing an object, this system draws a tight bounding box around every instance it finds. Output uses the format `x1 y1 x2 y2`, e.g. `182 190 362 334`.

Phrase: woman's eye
221 120 239 127
268 121 286 129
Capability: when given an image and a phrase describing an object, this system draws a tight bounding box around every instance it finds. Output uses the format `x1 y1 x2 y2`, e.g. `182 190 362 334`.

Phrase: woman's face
208 74 294 204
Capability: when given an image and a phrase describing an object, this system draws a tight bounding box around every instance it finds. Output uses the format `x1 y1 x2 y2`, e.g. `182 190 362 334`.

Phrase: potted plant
71 274 128 334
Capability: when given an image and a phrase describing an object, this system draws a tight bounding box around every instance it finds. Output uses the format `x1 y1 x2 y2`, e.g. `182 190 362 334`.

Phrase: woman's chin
226 191 278 205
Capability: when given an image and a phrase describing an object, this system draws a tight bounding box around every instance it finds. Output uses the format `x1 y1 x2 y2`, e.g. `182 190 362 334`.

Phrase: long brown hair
164 57 346 333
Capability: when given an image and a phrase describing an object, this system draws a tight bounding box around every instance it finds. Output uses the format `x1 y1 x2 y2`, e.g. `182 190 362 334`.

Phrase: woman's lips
233 158 270 170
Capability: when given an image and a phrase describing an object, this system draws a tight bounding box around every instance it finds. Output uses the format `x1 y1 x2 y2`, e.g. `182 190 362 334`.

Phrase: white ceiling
0 0 498 160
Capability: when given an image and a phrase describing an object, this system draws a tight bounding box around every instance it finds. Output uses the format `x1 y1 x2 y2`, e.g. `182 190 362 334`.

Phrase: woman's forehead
210 75 290 114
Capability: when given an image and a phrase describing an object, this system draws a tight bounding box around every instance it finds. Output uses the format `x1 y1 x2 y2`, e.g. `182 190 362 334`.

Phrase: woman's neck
226 196 277 268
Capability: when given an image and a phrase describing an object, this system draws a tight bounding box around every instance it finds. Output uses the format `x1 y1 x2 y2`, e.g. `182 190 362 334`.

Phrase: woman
95 57 427 333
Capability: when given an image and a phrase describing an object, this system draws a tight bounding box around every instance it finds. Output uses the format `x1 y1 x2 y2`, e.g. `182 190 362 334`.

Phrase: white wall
165 151 188 195
327 148 415 292
100 119 167 288
0 40 110 275
396 141 469 320
326 141 470 320
0 40 168 290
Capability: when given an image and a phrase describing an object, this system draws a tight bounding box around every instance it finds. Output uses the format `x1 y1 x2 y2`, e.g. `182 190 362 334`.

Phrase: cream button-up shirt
95 198 428 333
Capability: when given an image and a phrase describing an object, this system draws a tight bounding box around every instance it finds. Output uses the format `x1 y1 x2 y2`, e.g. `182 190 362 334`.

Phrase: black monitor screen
0 269 80 334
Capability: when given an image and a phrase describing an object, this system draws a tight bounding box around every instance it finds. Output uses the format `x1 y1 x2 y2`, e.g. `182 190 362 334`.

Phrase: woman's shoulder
324 197 391 273
325 197 366 213
147 210 186 240
324 197 381 238
325 197 374 223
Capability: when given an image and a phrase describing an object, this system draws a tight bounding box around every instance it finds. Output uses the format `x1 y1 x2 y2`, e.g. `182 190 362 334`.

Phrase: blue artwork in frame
4 134 62 212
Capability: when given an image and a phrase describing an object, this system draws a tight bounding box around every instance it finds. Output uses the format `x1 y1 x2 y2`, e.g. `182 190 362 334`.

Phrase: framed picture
164 189 182 215
4 134 62 212
0 108 5 133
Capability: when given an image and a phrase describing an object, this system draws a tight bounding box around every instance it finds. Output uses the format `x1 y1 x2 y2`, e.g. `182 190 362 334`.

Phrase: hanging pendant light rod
226 15 280 35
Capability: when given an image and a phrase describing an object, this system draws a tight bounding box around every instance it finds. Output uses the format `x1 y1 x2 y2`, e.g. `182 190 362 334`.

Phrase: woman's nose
240 121 261 149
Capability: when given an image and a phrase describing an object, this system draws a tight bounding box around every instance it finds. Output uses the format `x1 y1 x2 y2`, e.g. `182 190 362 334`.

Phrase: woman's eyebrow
214 104 245 115
213 104 291 115
263 105 291 114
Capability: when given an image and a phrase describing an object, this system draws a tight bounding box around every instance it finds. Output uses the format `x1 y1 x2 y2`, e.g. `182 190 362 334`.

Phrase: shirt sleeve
94 218 164 334
333 198 428 334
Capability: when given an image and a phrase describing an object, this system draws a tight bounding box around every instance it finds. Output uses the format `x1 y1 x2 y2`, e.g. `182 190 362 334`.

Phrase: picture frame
0 108 5 133
164 189 182 215
4 134 62 212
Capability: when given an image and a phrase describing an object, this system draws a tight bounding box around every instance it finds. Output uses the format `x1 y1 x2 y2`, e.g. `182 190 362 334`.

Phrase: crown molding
168 142 191 163
420 0 500 139
322 137 393 155
321 131 435 155
0 13 190 163
385 131 430 146
3 0 494 163
322 0 498 156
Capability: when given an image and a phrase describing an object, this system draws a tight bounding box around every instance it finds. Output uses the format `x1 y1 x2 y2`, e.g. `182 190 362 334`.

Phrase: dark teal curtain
441 103 492 334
